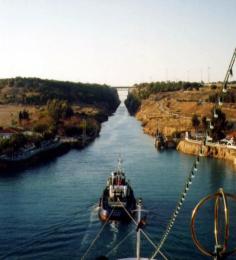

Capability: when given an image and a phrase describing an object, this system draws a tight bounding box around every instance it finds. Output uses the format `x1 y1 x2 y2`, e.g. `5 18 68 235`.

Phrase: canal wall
177 139 236 164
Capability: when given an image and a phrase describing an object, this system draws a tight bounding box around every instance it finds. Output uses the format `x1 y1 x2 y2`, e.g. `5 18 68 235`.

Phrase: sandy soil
136 86 236 136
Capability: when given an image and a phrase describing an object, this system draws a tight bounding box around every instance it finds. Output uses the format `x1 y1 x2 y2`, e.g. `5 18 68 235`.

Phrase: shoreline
0 111 111 174
128 105 236 164
177 139 236 164
125 86 236 164
0 134 99 173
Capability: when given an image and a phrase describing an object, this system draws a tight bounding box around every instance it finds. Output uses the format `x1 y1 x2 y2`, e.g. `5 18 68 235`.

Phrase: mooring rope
117 199 168 260
81 209 114 260
150 155 200 259
150 54 235 259
106 229 134 257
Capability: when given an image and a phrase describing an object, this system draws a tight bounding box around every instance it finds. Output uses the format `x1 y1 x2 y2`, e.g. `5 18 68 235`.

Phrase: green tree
210 108 231 141
19 109 29 122
33 123 49 134
201 116 208 131
47 99 74 122
192 114 200 132
9 134 27 151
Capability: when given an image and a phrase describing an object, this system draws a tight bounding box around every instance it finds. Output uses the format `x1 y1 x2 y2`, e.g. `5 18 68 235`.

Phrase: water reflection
0 100 236 259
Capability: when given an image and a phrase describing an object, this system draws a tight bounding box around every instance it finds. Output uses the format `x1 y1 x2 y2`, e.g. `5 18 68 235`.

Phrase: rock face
125 86 236 163
177 140 236 163
135 100 192 137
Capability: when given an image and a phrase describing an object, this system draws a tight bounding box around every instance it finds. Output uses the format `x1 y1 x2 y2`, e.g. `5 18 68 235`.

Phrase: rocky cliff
135 99 192 137
177 140 236 164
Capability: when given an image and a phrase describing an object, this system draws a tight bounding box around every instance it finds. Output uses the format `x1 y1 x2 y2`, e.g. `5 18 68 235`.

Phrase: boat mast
117 156 123 173
136 198 142 260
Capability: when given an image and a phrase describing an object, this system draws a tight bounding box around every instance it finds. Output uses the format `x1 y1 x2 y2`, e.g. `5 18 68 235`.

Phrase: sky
0 0 235 86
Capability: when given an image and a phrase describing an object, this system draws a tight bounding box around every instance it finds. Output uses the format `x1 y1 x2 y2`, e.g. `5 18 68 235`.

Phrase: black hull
99 189 136 221
99 204 136 221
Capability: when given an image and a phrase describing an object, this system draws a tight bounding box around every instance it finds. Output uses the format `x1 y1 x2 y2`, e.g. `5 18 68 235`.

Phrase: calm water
0 100 236 260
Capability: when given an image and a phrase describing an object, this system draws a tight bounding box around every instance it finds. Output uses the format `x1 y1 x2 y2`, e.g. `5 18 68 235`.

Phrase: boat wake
79 203 100 251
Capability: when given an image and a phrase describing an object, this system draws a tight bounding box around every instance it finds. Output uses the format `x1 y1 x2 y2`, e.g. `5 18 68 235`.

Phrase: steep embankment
135 99 192 136
125 82 236 137
125 82 236 163
177 140 236 163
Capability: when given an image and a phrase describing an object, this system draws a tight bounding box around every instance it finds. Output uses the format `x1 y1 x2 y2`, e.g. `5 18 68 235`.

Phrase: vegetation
209 90 236 103
19 109 30 121
191 114 200 131
0 77 120 112
131 81 203 100
124 93 141 115
0 78 121 162
32 122 55 137
0 134 28 154
210 108 232 141
201 116 208 131
125 81 202 114
63 119 98 137
47 99 74 122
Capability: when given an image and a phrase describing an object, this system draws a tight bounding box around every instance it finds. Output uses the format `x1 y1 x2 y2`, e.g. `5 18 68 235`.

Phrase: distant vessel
154 132 165 150
98 159 136 221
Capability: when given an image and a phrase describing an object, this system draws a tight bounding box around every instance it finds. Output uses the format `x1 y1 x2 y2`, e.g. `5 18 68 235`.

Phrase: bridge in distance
112 86 135 91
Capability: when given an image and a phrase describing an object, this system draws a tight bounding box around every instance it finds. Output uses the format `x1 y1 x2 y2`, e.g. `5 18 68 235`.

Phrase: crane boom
223 48 236 90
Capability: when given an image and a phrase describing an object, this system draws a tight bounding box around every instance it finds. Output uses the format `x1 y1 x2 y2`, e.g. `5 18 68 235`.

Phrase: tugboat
98 159 136 221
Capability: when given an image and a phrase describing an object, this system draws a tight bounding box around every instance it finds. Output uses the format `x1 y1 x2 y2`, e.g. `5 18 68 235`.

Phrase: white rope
117 199 168 260
106 230 134 257
117 198 137 225
81 209 114 260
151 50 235 259
141 230 168 260
150 155 200 259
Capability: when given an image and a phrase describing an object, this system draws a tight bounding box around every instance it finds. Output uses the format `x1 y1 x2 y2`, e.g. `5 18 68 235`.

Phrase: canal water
0 95 236 259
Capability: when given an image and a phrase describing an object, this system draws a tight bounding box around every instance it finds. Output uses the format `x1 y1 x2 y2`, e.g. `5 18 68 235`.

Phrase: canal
0 92 236 259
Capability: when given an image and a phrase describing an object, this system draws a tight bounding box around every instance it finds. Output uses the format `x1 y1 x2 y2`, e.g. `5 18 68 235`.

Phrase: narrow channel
0 92 236 259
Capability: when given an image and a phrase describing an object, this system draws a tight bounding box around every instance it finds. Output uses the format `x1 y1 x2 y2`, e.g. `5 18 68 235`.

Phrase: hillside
0 78 120 157
0 77 120 112
125 82 236 137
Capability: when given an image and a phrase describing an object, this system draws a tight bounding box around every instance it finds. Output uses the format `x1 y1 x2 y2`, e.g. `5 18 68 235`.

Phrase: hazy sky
0 0 235 85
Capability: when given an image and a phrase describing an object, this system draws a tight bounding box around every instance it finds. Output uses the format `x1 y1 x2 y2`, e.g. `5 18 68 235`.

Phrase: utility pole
200 69 203 83
207 66 210 84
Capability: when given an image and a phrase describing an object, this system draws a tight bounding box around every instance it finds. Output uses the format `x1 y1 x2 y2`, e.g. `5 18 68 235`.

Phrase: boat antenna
117 155 123 173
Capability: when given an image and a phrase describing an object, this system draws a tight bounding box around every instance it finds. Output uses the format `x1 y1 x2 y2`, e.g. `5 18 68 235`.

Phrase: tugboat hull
98 159 136 221
98 187 136 221
98 204 136 221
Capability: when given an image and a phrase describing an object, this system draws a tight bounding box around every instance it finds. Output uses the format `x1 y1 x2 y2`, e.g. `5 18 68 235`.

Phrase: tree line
132 81 203 100
125 81 203 114
208 90 236 103
0 77 120 112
